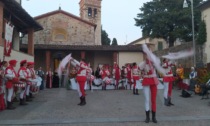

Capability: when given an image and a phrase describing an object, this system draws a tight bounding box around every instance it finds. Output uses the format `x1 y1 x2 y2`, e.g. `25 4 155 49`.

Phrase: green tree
197 20 207 45
134 0 202 47
196 20 207 67
101 27 111 45
111 38 118 45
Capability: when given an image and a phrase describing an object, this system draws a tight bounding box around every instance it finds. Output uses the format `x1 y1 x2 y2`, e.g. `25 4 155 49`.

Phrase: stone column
46 51 51 70
0 2 4 46
81 51 86 59
27 28 34 55
113 52 118 64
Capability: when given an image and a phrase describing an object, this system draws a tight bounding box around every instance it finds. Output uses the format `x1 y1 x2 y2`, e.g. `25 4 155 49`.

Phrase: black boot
152 111 157 123
20 98 28 105
30 93 35 98
80 97 86 106
133 88 136 95
168 97 174 106
7 101 16 110
26 95 32 102
164 98 170 106
135 89 139 95
145 111 150 123
77 97 82 105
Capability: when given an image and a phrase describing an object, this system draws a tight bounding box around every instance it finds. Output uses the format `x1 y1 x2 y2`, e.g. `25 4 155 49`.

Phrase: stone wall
22 13 95 45
154 42 193 68
154 42 206 68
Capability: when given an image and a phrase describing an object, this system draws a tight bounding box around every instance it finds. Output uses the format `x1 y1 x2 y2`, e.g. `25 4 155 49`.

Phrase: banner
4 22 14 57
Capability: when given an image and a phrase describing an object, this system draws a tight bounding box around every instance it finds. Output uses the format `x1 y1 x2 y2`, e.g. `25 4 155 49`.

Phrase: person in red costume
162 58 175 106
132 62 140 95
139 53 159 123
5 60 19 109
0 61 7 111
112 62 121 90
124 63 132 90
71 58 90 106
100 65 111 90
17 60 28 105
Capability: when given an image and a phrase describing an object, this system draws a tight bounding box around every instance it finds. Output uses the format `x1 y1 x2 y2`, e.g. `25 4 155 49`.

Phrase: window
158 41 163 50
94 8 97 17
88 7 92 17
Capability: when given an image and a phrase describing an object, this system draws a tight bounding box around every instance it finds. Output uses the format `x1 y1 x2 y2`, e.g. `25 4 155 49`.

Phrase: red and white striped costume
17 66 28 99
76 61 89 97
112 64 121 89
132 65 140 89
124 64 132 89
139 59 158 112
5 65 18 102
27 67 40 94
100 67 111 84
162 60 175 106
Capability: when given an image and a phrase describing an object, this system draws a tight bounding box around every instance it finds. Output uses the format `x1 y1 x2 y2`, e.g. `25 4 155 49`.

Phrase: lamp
183 0 196 67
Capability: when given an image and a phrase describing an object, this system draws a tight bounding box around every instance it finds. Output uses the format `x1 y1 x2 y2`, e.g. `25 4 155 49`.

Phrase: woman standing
46 68 53 88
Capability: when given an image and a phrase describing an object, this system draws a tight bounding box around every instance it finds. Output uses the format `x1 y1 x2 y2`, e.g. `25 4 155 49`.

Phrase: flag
4 22 14 56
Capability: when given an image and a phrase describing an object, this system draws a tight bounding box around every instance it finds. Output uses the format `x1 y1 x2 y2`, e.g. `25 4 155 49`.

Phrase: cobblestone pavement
0 88 210 126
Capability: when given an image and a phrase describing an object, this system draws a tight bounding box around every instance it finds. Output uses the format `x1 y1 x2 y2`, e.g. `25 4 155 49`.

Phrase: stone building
21 0 143 72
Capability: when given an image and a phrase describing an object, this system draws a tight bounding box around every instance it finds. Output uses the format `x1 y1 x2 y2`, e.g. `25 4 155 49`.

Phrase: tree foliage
197 20 207 45
134 0 202 47
111 38 118 45
101 27 111 45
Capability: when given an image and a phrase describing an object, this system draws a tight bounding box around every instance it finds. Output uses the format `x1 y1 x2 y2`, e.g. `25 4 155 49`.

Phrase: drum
91 75 95 81
105 78 111 85
13 83 26 88
30 81 38 94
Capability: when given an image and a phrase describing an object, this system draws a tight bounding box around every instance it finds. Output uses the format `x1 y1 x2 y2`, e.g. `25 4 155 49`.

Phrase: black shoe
7 101 16 110
80 97 86 106
145 111 150 123
77 97 82 105
135 89 139 95
152 111 157 123
19 98 28 105
26 96 32 102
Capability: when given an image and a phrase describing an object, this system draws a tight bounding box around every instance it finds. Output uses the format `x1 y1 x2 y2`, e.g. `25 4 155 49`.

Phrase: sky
22 0 152 45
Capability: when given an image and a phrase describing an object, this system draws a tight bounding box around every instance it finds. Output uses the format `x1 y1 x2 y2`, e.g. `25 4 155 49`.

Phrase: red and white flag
4 22 14 56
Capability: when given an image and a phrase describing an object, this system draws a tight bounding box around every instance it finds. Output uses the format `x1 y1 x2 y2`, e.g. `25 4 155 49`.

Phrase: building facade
199 0 210 64
20 0 143 72
0 0 42 70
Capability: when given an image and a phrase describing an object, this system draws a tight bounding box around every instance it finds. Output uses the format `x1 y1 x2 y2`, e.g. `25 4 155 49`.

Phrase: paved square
0 88 210 126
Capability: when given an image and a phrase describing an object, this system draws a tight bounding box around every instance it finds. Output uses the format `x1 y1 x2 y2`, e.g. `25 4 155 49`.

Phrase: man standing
17 60 28 105
100 65 111 90
112 62 121 90
140 44 164 123
132 62 140 95
124 63 132 90
71 58 90 106
5 60 18 109
36 67 45 90
162 59 175 106
176 64 184 90
0 61 8 111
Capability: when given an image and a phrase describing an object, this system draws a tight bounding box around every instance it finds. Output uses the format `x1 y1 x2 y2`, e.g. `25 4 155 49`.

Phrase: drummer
27 62 39 100
17 60 28 105
100 65 111 90
5 60 18 109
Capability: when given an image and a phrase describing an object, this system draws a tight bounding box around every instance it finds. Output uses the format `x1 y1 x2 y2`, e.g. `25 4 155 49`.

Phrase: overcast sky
22 0 152 45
